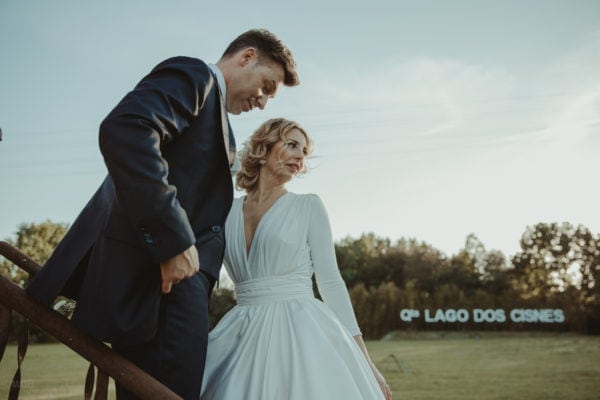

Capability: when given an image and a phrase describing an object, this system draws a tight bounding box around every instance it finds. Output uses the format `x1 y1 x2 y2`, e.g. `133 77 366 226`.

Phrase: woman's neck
247 179 287 204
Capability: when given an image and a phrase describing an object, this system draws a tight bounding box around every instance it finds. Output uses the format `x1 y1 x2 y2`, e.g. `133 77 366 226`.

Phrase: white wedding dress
200 193 384 399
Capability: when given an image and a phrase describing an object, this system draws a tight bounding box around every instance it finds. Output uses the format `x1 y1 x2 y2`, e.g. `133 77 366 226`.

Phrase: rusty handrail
0 241 182 400
0 241 41 276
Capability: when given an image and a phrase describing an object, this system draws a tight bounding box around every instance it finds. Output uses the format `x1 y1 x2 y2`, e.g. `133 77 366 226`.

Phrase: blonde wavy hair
236 118 313 193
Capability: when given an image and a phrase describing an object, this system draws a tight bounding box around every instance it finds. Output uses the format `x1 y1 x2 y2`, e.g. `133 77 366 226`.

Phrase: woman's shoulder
287 192 326 209
288 192 319 201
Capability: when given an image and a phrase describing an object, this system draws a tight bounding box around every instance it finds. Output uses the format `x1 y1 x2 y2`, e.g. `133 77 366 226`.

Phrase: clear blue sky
1 0 599 258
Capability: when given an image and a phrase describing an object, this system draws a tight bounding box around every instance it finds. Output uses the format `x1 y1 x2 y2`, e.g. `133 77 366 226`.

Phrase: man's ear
239 47 257 66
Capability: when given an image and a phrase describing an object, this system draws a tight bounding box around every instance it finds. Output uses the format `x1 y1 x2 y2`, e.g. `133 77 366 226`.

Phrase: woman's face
263 128 308 183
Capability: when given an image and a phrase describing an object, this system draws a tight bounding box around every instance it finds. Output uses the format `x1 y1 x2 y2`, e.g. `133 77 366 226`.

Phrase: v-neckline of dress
241 192 290 261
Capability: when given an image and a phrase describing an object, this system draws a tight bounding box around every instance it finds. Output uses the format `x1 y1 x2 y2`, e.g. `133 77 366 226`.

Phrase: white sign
400 308 565 323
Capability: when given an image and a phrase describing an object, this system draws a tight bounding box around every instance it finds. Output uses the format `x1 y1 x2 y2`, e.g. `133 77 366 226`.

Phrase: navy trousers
112 272 214 400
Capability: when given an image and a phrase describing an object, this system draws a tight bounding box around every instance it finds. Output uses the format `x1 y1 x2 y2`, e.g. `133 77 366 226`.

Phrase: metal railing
0 241 182 400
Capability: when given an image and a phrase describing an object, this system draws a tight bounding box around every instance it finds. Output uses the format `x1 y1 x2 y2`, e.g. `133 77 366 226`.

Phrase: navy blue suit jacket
26 57 234 344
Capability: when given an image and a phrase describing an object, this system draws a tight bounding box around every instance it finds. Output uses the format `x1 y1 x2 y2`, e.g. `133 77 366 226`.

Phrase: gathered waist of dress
234 275 315 305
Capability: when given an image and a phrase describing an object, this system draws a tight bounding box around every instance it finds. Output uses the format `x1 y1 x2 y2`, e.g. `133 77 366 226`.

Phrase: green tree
370 282 402 338
511 222 600 333
451 234 512 296
1 221 68 342
513 223 587 296
0 220 68 287
573 226 600 323
397 238 448 295
208 288 236 329
348 283 372 334
335 232 393 288
446 250 480 294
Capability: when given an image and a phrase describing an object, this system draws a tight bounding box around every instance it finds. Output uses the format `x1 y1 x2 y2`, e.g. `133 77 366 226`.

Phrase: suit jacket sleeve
99 57 215 263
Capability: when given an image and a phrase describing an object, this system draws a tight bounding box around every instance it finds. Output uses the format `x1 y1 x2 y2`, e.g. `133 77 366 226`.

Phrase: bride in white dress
201 118 392 400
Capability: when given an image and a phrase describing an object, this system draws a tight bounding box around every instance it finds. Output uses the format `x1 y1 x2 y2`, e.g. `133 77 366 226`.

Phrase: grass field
1 332 599 399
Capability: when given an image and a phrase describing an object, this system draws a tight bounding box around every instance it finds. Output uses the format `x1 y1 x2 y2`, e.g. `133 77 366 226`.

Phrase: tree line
1 220 598 340
337 225 599 337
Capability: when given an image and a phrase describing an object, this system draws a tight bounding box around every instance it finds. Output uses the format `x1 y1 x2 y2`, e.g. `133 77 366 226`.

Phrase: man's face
225 53 285 115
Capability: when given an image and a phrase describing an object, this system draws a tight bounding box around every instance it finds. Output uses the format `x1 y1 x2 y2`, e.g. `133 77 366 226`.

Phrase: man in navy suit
26 28 299 399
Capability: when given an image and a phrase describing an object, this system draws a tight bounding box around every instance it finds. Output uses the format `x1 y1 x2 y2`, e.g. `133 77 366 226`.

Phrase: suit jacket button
143 233 154 244
211 225 221 233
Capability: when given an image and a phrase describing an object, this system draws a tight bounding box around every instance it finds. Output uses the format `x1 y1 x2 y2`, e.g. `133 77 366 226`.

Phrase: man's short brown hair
222 29 299 87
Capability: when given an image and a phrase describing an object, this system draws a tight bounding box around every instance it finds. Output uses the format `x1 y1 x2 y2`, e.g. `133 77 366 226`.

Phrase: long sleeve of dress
307 194 362 336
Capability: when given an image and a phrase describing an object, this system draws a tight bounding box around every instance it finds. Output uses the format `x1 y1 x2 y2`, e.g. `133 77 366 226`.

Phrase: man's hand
159 245 200 294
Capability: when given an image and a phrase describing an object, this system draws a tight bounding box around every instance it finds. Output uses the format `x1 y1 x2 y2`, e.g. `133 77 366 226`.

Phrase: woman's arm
353 335 393 400
306 194 392 399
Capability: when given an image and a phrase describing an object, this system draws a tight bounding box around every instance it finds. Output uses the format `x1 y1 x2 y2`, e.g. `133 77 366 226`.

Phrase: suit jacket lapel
207 65 235 164
218 95 235 165
209 70 235 166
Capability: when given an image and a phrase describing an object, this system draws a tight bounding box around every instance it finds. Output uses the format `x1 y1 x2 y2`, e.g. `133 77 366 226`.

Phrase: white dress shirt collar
208 63 227 104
